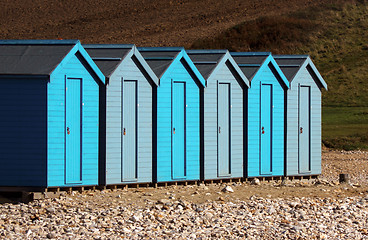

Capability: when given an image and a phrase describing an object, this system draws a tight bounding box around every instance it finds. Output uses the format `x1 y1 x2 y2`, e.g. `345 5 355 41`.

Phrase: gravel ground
0 149 368 239
321 148 368 184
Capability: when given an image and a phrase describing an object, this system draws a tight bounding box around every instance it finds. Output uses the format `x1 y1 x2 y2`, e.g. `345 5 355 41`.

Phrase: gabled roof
274 55 307 81
274 55 327 90
231 52 289 88
138 47 205 87
187 49 249 88
230 52 270 80
187 50 226 80
0 39 105 83
0 40 76 75
138 47 181 78
84 44 133 77
84 44 158 86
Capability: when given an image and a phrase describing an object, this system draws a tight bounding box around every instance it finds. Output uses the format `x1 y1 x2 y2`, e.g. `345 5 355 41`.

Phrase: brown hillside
1 0 334 47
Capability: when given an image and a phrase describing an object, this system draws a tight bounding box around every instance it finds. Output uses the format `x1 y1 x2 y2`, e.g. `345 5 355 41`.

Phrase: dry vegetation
0 0 340 47
192 0 368 150
191 16 318 53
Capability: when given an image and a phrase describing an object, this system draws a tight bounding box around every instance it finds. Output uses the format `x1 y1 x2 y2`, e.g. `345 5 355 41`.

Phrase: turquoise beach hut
231 52 289 178
138 47 205 183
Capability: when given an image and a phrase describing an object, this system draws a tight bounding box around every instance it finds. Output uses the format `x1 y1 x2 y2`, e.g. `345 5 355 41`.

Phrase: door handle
67 127 70 135
123 128 126 135
261 126 265 134
173 128 176 134
219 126 221 134
300 127 303 134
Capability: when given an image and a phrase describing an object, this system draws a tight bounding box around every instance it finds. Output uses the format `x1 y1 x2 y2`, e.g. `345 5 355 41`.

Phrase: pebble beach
0 149 368 239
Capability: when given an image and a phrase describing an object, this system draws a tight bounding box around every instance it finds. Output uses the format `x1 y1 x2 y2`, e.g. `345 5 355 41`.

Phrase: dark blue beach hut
187 50 249 180
0 40 105 189
274 55 327 176
138 47 205 183
231 52 289 178
84 44 159 185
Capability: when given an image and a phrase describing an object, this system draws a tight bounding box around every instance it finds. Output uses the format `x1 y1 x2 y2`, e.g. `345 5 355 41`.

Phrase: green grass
191 0 368 150
323 107 368 150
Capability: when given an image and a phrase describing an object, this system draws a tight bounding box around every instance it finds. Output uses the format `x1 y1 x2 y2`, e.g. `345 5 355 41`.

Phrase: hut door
172 81 186 179
299 86 311 173
260 84 272 175
217 83 231 177
122 80 138 181
65 78 82 184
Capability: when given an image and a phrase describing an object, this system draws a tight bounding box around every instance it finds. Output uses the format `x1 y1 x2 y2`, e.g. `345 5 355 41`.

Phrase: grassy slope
192 1 368 150
296 2 368 150
323 107 368 150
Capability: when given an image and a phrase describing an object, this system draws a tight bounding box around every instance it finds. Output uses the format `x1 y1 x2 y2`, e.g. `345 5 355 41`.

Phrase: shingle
275 58 306 66
239 66 259 80
274 56 307 82
145 60 173 78
139 50 181 78
194 64 217 79
84 47 132 77
231 54 269 80
188 53 224 62
187 52 225 80
0 44 74 75
232 55 267 65
277 66 300 82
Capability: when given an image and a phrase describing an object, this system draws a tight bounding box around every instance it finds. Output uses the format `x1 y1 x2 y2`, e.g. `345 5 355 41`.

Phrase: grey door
218 83 231 177
299 85 311 173
122 80 138 181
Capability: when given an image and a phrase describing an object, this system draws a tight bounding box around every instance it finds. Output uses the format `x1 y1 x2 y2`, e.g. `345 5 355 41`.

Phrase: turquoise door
172 82 186 179
218 83 231 177
299 86 311 173
65 78 82 184
260 84 272 175
122 80 138 181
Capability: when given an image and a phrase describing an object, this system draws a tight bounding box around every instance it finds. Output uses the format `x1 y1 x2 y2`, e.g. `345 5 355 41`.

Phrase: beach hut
0 40 105 189
274 55 327 176
231 52 289 178
84 44 159 185
138 47 205 183
187 50 249 180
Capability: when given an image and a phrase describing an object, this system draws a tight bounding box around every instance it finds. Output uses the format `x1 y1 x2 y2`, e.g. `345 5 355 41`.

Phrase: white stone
222 186 234 193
